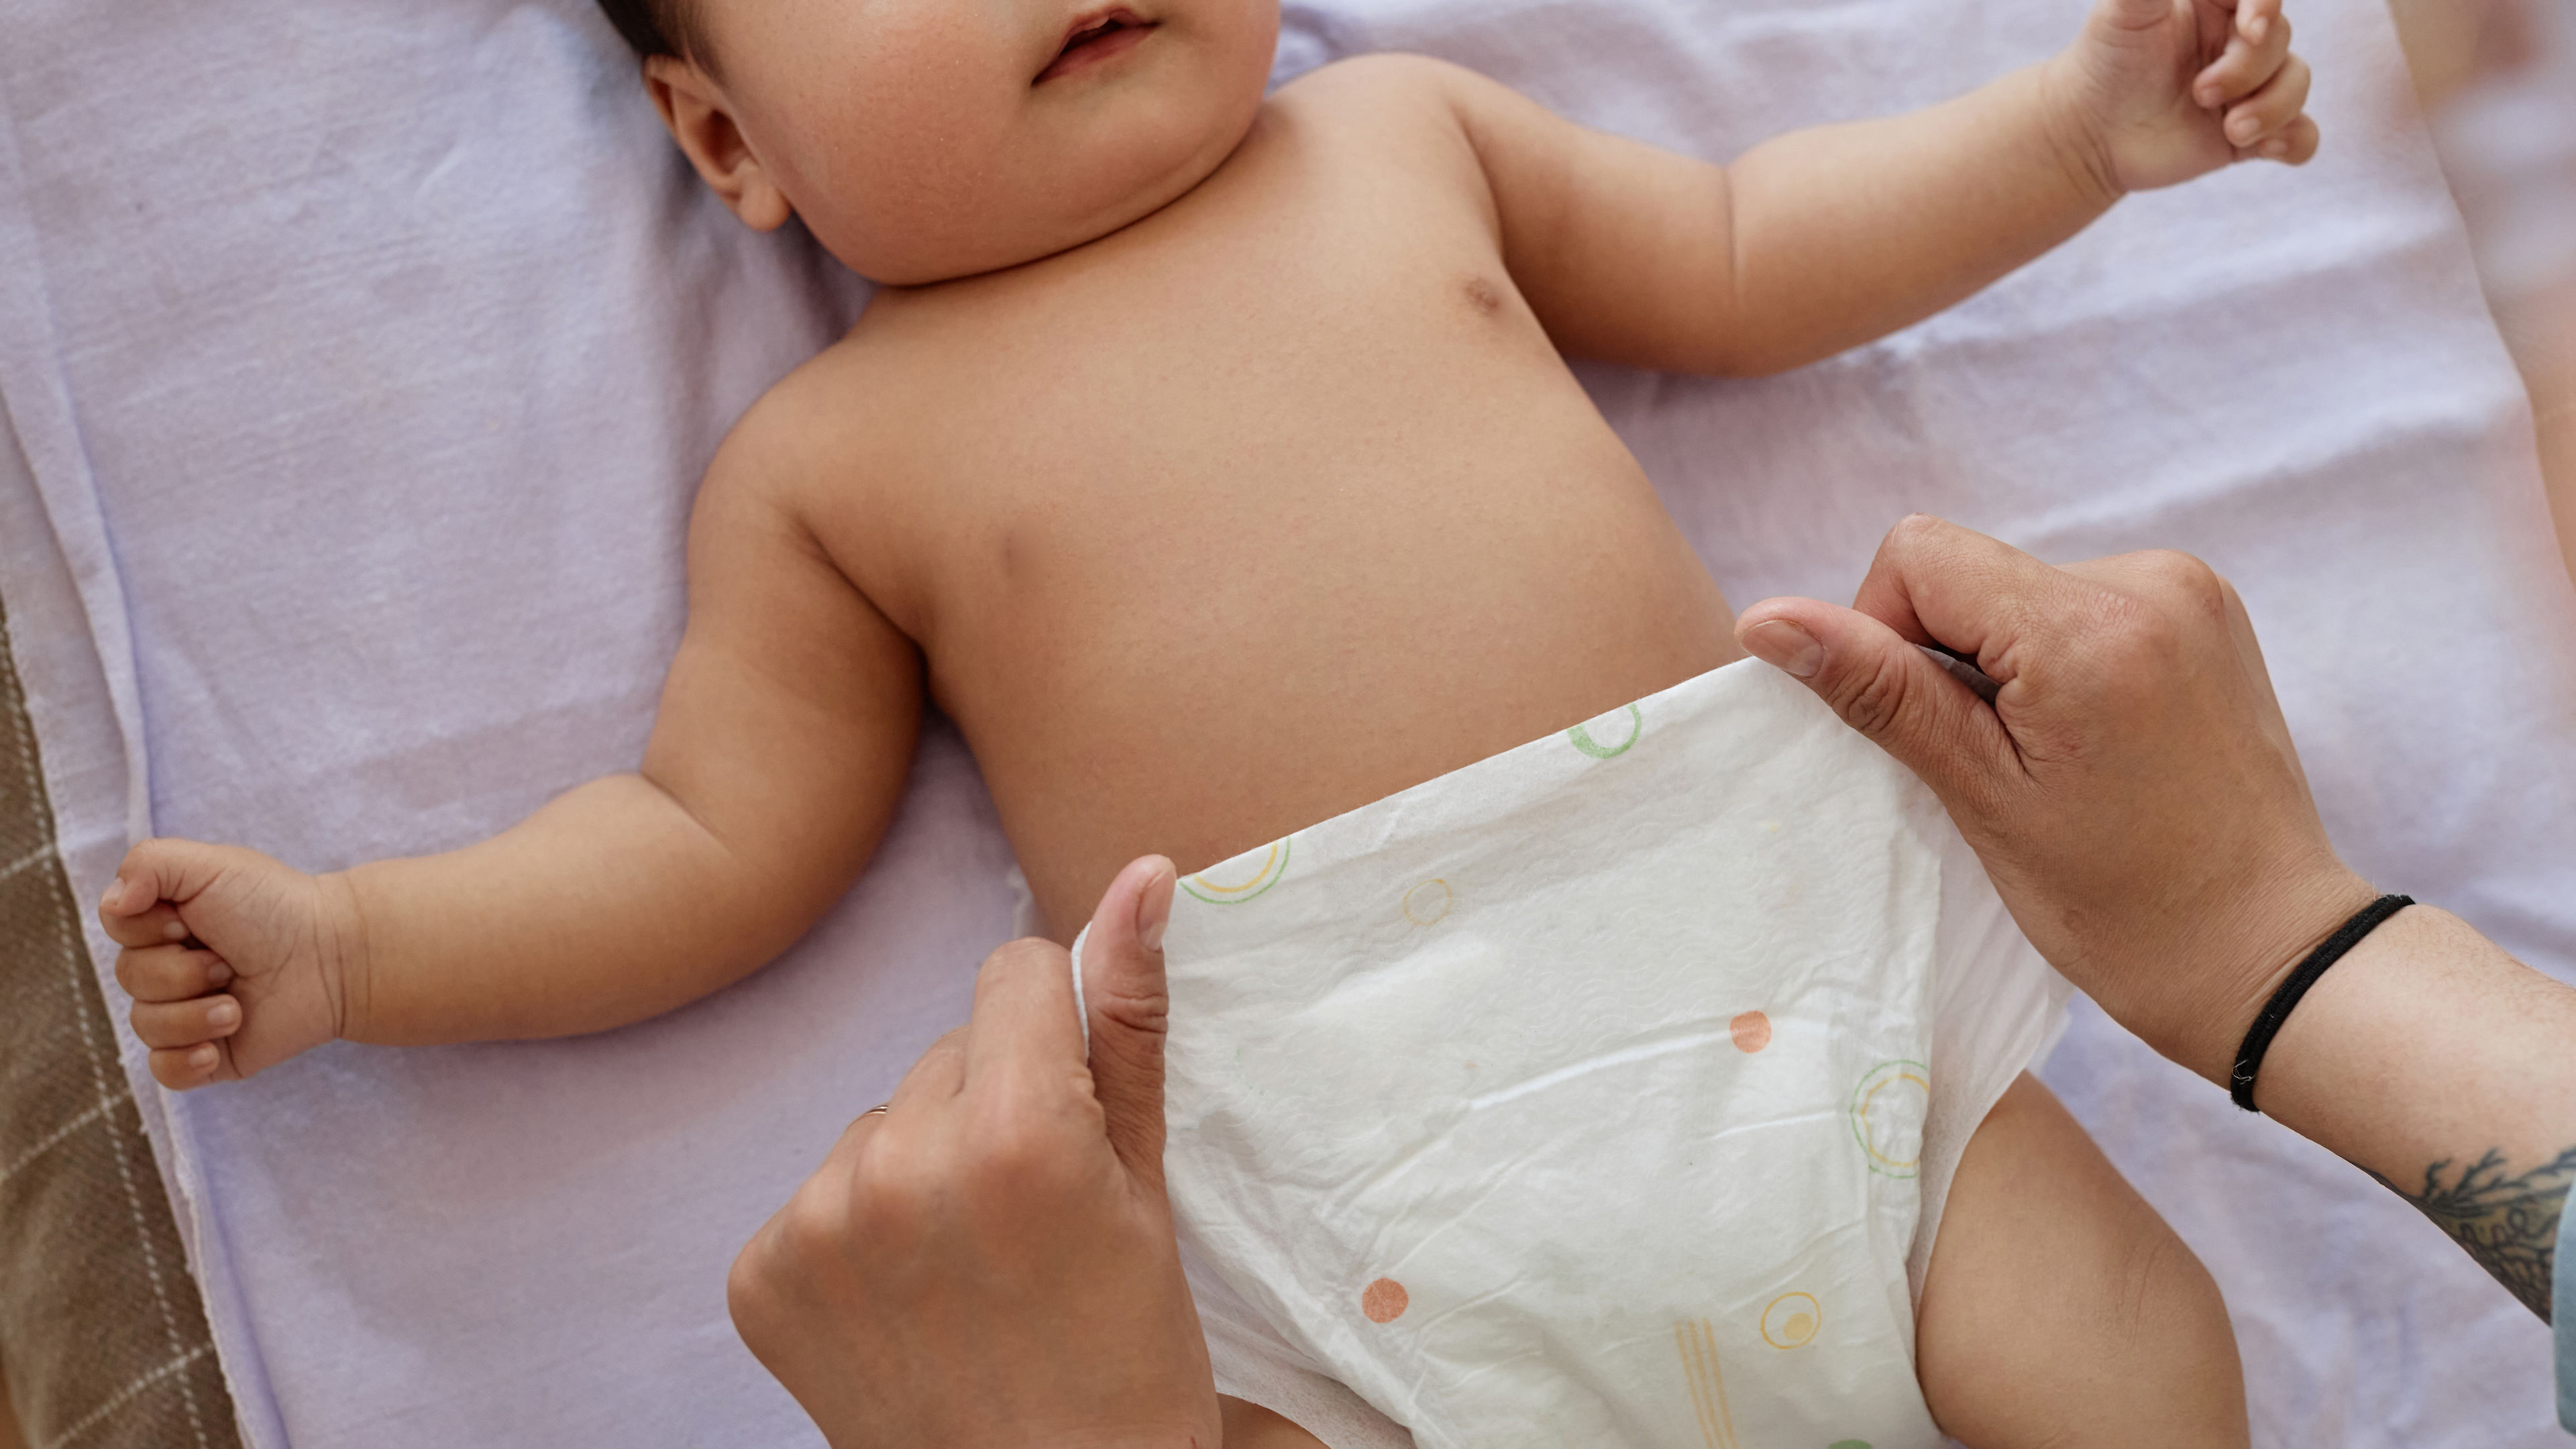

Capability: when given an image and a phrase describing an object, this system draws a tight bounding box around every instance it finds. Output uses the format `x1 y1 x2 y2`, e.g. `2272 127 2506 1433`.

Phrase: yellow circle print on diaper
1401 877 1453 926
1759 1291 1822 1349
1847 1059 1930 1178
1181 837 1292 905
1565 702 1643 759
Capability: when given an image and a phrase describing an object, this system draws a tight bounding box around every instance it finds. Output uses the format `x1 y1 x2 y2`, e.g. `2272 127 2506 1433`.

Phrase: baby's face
680 0 1279 284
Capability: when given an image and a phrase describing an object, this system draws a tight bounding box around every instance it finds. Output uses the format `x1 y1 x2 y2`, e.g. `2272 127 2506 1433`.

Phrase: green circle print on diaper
1566 702 1644 759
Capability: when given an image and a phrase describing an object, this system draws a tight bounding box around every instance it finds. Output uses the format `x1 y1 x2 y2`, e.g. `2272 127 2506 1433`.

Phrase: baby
102 0 2316 1442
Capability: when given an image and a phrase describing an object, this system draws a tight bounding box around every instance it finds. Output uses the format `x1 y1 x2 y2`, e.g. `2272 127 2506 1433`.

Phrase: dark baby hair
595 0 689 60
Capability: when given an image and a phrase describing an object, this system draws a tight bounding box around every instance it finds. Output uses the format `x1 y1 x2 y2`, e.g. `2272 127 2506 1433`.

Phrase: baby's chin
812 116 1260 286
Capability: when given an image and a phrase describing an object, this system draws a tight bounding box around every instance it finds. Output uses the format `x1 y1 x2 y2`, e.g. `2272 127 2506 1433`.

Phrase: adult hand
727 855 1220 1448
1731 515 2375 1083
1735 517 2576 1331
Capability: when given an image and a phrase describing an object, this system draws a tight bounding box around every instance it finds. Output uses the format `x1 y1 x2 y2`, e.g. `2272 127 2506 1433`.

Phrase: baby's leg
1917 1074 2248 1448
1220 1397 1328 1447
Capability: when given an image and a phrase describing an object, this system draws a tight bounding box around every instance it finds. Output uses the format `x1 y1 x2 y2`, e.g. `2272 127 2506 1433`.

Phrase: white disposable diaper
1082 660 2070 1448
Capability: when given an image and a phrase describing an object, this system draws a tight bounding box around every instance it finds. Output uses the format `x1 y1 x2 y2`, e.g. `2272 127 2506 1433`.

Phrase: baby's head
604 0 1279 284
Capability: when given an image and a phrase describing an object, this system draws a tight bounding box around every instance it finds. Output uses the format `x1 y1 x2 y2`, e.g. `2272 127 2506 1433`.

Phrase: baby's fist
2056 0 2320 195
101 839 358 1090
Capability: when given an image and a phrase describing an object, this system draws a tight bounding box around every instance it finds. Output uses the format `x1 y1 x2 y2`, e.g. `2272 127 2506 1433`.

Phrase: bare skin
103 0 2320 1440
1918 1075 2248 1447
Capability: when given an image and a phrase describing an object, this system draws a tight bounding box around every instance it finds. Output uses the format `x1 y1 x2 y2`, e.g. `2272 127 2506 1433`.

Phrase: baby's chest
882 306 1652 674
794 142 1733 814
871 241 1633 603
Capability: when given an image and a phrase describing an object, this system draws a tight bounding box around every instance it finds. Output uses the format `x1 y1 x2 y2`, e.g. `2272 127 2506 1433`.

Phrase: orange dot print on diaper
1361 1278 1409 1323
1759 1291 1821 1349
1181 838 1291 905
1728 1011 1771 1053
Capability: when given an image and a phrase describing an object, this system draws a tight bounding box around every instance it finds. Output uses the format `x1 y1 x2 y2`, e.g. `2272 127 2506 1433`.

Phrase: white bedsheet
3 1 2571 1445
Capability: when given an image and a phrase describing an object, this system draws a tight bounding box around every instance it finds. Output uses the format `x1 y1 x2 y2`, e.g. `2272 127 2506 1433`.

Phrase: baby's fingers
2233 0 2281 47
101 839 233 924
2194 7 2292 109
2242 113 2320 166
101 898 192 950
130 993 242 1052
149 1044 232 1091
115 945 233 1002
2227 56 2316 158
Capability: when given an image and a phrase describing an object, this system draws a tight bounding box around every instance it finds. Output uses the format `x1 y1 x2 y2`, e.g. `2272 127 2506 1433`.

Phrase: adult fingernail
164 920 189 941
1742 620 1823 680
2261 138 2288 158
189 1045 217 1069
2229 115 2260 144
207 961 233 987
209 1000 241 1028
2249 14 2269 42
1136 858 1174 954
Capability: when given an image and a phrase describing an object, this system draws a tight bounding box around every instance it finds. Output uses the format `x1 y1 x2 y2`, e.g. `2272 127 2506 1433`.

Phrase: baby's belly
1092 662 1951 1448
938 433 1742 938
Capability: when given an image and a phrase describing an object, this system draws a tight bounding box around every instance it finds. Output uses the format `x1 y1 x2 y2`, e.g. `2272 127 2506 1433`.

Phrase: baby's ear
643 56 794 232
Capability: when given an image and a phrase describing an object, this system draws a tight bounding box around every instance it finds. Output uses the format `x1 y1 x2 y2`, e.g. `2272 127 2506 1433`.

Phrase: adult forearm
337 773 815 1044
1719 62 2114 374
2254 906 2576 1316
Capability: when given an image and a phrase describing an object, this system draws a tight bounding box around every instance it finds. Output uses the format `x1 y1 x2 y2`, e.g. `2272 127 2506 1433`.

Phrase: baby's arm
1428 0 2313 376
103 408 924 1087
1917 1074 2248 1446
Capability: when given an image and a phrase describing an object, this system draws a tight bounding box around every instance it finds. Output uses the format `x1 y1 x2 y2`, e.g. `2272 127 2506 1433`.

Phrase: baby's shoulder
694 330 916 518
1269 51 1483 144
1267 53 1548 207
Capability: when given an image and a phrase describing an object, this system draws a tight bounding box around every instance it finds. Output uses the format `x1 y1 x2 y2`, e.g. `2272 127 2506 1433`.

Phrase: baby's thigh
1915 1074 2249 1449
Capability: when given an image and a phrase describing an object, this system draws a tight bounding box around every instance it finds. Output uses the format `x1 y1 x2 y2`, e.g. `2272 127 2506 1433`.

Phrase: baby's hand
99 841 357 1090
2055 0 2319 195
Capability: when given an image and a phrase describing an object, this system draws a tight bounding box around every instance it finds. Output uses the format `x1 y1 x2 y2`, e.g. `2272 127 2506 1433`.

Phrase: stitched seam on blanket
0 1088 130 1188
33 1346 213 1449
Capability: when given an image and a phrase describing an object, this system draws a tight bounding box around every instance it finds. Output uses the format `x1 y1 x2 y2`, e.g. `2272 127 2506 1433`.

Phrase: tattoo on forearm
2370 1146 2576 1321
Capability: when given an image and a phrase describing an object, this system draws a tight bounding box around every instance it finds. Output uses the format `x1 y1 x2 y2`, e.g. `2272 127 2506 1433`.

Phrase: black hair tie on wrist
2230 894 2414 1113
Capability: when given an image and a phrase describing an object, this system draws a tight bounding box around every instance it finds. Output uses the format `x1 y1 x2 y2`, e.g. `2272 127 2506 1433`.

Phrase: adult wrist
2227 892 2416 1112
2116 859 2380 1088
2247 904 2576 1191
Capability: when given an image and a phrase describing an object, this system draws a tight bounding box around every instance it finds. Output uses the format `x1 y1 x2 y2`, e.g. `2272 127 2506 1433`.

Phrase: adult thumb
1079 855 1179 1192
1733 599 2016 805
